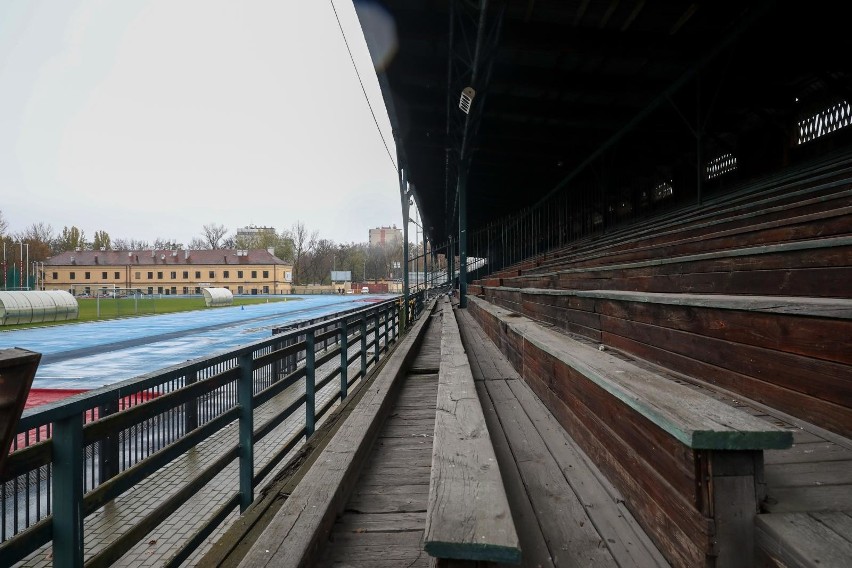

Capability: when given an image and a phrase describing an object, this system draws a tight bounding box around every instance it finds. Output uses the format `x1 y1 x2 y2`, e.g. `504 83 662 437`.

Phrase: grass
0 296 295 331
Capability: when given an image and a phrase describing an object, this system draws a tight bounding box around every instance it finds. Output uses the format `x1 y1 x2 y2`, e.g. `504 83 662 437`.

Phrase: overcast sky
0 0 408 247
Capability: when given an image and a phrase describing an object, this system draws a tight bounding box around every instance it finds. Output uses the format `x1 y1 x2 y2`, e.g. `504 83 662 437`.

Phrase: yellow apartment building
43 249 293 296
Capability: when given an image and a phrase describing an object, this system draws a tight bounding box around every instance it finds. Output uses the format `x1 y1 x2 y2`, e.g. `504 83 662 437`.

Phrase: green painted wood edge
469 296 793 451
424 540 522 565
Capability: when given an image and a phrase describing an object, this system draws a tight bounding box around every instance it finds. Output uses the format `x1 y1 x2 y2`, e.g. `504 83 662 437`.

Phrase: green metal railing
1 295 424 567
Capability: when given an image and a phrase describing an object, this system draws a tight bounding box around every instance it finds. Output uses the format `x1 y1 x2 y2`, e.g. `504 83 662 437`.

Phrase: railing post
339 320 348 399
373 310 380 365
360 316 368 378
98 395 120 483
53 414 84 568
305 329 316 437
238 352 254 512
185 370 198 433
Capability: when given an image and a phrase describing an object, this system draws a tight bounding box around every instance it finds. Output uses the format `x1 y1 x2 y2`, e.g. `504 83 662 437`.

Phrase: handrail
0 293 426 567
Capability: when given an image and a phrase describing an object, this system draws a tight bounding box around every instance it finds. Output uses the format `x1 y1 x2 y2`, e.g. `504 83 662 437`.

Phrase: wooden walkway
319 306 669 567
317 310 442 567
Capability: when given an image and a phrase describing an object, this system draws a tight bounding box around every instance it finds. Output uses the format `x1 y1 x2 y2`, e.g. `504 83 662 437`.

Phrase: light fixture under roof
459 87 476 114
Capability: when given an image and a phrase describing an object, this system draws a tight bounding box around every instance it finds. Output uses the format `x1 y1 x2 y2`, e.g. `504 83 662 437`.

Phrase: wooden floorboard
319 347 440 567
458 308 667 568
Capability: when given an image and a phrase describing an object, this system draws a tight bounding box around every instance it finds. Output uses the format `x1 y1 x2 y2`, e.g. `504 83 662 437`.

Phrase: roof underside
360 0 851 244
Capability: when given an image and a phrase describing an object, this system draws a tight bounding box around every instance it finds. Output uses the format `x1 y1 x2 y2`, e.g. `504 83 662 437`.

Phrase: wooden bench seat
423 299 520 564
476 286 852 438
484 155 852 281
466 295 792 567
529 181 851 275
756 511 852 568
494 236 852 298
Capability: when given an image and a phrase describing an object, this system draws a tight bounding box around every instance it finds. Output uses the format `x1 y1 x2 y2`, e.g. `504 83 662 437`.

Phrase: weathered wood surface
475 297 792 450
481 284 852 437
756 511 852 568
318 328 441 567
424 300 520 564
238 300 436 568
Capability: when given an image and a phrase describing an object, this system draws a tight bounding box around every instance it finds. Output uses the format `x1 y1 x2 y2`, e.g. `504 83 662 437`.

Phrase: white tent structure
0 291 79 325
202 287 234 307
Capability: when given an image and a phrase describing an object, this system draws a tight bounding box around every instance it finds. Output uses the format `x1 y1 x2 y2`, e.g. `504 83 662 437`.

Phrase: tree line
0 212 409 286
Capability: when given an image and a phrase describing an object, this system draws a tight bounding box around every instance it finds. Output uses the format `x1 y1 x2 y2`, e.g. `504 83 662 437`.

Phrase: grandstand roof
361 1 851 244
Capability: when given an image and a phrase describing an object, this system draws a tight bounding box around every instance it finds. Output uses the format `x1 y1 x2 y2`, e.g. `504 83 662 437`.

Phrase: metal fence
0 293 424 567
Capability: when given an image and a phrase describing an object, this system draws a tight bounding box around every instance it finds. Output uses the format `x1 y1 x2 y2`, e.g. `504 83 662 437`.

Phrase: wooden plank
765 460 852 487
764 485 852 513
334 511 426 533
347 491 428 514
317 530 429 565
756 512 852 568
503 379 670 567
238 300 436 568
475 381 555 568
486 379 620 567
764 442 852 465
424 300 521 564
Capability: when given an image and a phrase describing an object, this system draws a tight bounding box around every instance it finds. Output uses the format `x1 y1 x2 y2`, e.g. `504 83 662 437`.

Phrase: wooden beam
423 300 521 564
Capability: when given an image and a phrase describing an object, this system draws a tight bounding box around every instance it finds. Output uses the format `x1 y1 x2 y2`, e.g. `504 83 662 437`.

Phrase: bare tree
201 223 228 249
0 210 7 237
291 221 309 285
188 237 207 250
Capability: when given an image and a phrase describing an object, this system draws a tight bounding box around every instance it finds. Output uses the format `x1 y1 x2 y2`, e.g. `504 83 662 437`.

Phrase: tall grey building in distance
369 225 402 247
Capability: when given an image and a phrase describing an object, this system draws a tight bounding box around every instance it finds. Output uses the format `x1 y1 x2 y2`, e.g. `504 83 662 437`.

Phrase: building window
182 271 189 279
195 271 201 279
157 286 163 294
251 270 257 279
237 270 244 278
170 271 176 279
102 271 108 279
170 287 177 295
238 286 244 294
209 270 215 278
157 271 163 279
115 271 120 279
85 272 91 280
53 272 58 279
148 271 154 279
223 270 230 278
263 270 269 278
263 285 269 294
148 287 154 294
70 272 76 280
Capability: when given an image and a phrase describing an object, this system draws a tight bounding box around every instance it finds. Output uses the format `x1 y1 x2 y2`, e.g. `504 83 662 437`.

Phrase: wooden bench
423 299 520 564
237 300 435 568
484 155 852 281
476 286 852 438
467 295 792 567
494 236 852 298
756 511 852 568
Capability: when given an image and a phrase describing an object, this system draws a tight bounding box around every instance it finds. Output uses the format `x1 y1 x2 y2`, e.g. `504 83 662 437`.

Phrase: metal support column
53 415 84 568
458 166 468 308
401 169 410 326
339 320 348 399
305 330 316 437
238 352 254 512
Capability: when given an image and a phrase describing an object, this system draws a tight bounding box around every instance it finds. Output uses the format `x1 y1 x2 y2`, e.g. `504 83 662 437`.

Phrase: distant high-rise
236 226 276 240
369 225 402 247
